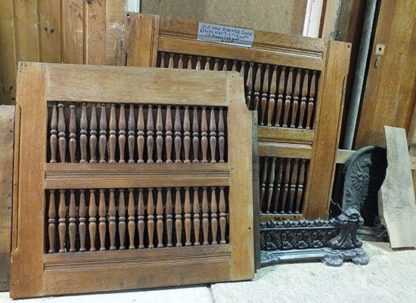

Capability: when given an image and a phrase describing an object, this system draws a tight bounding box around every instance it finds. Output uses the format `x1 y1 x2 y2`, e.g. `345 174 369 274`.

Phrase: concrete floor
1 242 415 303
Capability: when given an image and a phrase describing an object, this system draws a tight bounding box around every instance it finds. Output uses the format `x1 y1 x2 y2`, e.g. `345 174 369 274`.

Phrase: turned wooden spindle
282 68 294 128
147 105 155 163
108 189 117 250
128 104 136 163
50 104 58 163
246 62 254 108
159 52 165 68
288 159 299 213
204 57 211 70
156 105 163 163
166 188 173 247
184 188 192 246
137 189 145 248
253 64 262 110
192 107 199 163
128 188 136 249
260 157 269 207
178 54 184 68
165 105 173 163
99 104 107 163
89 189 97 251
187 55 193 69
280 159 292 213
48 190 56 253
218 108 225 162
267 66 278 126
58 189 66 253
219 187 227 244
168 53 174 68
275 67 285 127
137 105 145 163
118 104 126 163
89 104 98 163
193 187 200 245
98 189 107 250
213 58 219 71
290 69 301 128
57 103 66 163
79 103 88 163
222 59 228 71
201 107 208 163
118 189 126 249
306 71 317 129
202 187 209 245
298 71 309 129
156 188 164 247
147 189 155 248
196 57 202 70
232 60 237 71
240 61 246 76
209 108 217 162
79 189 87 252
174 106 182 163
272 160 283 213
295 160 306 213
259 64 270 125
210 187 218 244
175 188 183 246
183 106 191 163
265 157 276 213
109 104 117 163
69 105 77 163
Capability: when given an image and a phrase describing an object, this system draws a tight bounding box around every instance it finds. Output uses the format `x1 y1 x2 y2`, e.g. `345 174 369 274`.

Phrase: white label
197 23 254 47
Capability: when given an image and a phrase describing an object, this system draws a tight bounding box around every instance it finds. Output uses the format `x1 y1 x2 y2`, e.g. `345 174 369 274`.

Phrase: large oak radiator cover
11 62 253 298
126 13 351 221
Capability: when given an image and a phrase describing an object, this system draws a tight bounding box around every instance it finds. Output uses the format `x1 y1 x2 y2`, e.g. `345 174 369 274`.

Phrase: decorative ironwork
260 208 369 267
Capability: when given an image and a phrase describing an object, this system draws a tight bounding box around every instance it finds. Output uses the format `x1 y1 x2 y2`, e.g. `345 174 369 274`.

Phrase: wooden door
125 13 351 220
11 62 253 298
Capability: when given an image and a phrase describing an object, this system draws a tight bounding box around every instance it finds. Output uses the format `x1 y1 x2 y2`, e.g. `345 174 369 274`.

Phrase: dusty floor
1 242 415 303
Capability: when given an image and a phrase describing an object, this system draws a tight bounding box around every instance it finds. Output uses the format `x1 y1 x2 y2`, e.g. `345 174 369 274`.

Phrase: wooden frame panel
11 62 253 298
125 13 351 220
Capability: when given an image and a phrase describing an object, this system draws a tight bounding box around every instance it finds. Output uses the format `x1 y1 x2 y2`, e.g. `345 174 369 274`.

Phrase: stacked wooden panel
125 13 351 220
11 62 253 298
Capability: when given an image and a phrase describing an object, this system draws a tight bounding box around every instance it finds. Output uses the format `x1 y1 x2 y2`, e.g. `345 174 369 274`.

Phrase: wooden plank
378 126 416 248
355 0 416 148
45 64 229 105
0 0 17 104
105 0 125 65
258 142 312 159
0 106 15 291
258 127 314 145
62 0 84 63
335 149 355 164
319 0 340 40
85 0 106 64
304 41 351 219
251 112 260 270
39 0 62 62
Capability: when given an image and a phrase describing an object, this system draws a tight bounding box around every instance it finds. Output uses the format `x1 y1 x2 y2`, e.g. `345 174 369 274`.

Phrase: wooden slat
258 142 312 159
62 0 84 63
379 126 416 248
105 0 125 64
45 63 229 105
304 41 351 219
39 0 62 63
258 127 314 144
0 106 14 291
0 0 17 104
85 0 106 64
45 163 230 189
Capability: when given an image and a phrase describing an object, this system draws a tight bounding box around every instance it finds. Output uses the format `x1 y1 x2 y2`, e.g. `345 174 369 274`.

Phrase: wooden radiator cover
125 13 351 220
11 62 253 298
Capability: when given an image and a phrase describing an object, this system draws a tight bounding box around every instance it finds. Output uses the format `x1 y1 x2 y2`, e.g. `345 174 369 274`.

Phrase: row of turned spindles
158 52 318 129
48 103 227 163
260 157 308 214
47 187 228 253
